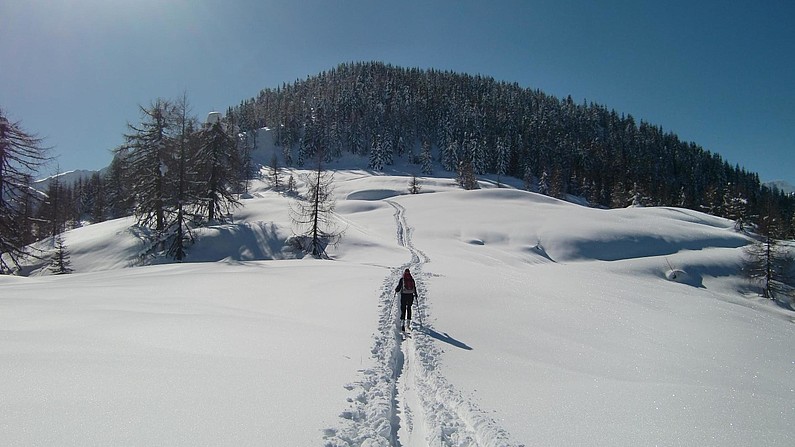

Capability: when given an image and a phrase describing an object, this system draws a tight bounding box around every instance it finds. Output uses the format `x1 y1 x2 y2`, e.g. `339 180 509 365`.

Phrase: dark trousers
400 293 414 320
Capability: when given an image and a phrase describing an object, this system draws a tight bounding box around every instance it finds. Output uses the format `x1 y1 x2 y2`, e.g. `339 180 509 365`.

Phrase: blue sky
2 0 793 185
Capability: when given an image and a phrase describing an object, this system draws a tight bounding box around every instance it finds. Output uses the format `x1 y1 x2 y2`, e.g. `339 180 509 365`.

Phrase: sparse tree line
108 95 249 261
0 96 253 271
1 93 339 272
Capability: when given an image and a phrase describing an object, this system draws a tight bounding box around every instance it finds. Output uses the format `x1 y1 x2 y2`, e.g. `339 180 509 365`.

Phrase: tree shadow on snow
774 298 795 312
422 327 473 351
772 284 795 312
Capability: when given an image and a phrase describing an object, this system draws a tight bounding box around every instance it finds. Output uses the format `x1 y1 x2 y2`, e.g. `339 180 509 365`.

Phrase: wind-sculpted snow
409 188 750 264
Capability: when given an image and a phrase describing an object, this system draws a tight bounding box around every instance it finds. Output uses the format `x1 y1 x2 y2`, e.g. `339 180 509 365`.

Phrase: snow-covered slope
2 169 794 446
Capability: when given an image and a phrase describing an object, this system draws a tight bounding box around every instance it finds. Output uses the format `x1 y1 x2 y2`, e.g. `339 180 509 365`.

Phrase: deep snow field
2 164 794 446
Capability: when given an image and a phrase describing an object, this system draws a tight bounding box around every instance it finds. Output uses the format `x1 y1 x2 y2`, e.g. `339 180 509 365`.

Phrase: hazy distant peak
765 180 795 194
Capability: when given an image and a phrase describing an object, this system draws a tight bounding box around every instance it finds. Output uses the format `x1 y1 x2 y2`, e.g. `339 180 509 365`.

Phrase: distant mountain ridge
765 180 795 195
33 169 100 192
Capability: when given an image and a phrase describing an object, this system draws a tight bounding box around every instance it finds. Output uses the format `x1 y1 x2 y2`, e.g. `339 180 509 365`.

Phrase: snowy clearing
2 167 794 446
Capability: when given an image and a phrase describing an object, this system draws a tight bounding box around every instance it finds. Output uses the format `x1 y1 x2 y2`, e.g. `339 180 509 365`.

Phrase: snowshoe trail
324 201 518 447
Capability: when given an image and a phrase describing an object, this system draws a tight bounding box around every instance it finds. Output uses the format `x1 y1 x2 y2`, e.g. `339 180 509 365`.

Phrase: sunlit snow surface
2 167 793 446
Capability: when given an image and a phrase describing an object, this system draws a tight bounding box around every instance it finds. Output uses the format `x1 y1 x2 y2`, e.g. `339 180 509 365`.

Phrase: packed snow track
323 200 518 447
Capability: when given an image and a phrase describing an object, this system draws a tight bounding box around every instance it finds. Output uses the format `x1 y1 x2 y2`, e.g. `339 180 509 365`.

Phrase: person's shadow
421 327 473 350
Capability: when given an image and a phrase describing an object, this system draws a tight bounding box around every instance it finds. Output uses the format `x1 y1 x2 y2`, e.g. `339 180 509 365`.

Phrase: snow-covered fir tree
537 171 550 196
409 175 422 194
724 192 750 232
369 135 387 171
522 164 534 192
495 136 509 187
420 139 434 175
457 160 478 190
48 233 73 275
630 182 651 207
441 132 459 172
610 181 629 208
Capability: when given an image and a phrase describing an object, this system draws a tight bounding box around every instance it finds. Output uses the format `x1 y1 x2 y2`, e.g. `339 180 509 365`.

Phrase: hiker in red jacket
394 268 418 331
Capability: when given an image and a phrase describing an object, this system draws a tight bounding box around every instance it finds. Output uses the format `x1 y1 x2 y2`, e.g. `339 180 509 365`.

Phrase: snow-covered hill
3 168 794 446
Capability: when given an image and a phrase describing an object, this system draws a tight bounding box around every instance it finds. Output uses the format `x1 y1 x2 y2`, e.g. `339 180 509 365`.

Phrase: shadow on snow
422 326 473 351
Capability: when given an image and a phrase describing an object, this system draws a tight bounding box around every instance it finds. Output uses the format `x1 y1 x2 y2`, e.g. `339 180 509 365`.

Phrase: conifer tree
122 99 177 232
420 139 434 175
409 175 422 194
537 171 550 196
0 108 50 274
549 166 565 199
724 191 749 232
16 173 37 247
677 187 688 208
744 217 793 300
630 182 650 207
441 137 458 172
269 154 282 191
194 119 240 223
48 233 73 275
286 175 297 195
166 95 196 261
585 180 600 207
457 160 478 190
702 185 723 216
743 199 793 299
610 181 629 207
495 136 509 187
104 151 134 219
290 152 342 258
369 135 387 171
88 172 106 223
234 130 256 195
36 171 65 239
522 164 534 192
472 136 488 175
